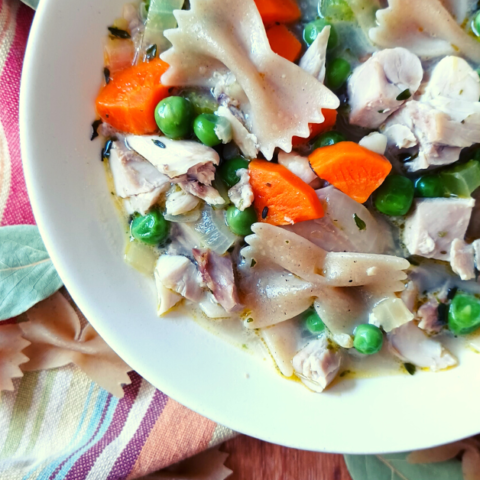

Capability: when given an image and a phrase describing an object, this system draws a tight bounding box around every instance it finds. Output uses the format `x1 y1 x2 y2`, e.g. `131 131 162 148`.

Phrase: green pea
448 292 480 335
353 324 383 355
325 58 351 90
218 157 250 188
474 11 480 36
155 96 194 139
303 19 338 49
193 114 232 147
303 307 326 334
415 175 446 198
374 175 414 216
131 210 170 246
312 131 346 150
226 206 257 236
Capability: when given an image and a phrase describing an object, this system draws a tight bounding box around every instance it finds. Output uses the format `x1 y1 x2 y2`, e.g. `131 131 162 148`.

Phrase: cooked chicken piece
165 188 200 216
417 298 444 334
216 106 258 159
401 281 419 312
154 255 204 315
450 238 475 281
369 297 414 332
404 198 475 261
124 189 165 216
292 336 343 392
198 292 234 319
384 57 480 171
125 135 220 177
358 132 388 155
424 56 480 103
260 319 300 377
278 151 317 185
193 249 242 313
388 321 457 371
348 47 423 129
228 168 254 211
109 142 171 199
286 186 391 254
299 26 330 83
177 163 225 206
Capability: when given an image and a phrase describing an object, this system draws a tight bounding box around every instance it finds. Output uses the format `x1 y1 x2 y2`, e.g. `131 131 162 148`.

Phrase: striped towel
0 1 235 478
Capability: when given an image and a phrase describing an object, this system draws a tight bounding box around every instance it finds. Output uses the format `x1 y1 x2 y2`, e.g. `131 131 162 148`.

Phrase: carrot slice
308 141 392 203
292 109 338 146
254 0 301 25
96 59 170 135
249 159 324 226
266 24 302 62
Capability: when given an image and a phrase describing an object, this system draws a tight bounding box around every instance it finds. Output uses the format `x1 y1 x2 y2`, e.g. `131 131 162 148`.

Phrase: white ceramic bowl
20 0 480 454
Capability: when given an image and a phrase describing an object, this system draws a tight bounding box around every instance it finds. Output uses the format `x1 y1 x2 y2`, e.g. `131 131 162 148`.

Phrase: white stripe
85 380 156 480
12 371 49 458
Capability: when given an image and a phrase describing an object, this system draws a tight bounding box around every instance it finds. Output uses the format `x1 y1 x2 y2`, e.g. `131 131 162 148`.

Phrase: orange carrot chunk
96 59 170 135
254 0 301 25
308 141 392 203
249 160 324 226
266 24 302 62
292 109 338 146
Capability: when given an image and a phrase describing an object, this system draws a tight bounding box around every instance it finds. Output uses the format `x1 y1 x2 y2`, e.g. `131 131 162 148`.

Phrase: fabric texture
0 1 235 478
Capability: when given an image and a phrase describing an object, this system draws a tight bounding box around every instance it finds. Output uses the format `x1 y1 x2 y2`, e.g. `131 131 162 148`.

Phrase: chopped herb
447 286 458 300
353 213 366 230
339 370 351 378
103 67 111 84
398 152 418 163
145 44 158 62
91 119 102 141
437 302 449 325
438 231 447 238
246 318 253 323
396 89 411 101
242 344 248 350
102 139 114 162
377 109 386 114
404 363 416 375
250 259 257 268
262 206 268 219
152 139 166 148
407 257 420 266
108 26 131 39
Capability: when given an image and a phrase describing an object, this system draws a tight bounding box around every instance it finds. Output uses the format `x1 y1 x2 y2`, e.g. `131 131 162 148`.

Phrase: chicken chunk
358 132 388 155
403 198 475 261
348 47 423 129
388 321 457 371
450 238 475 281
228 168 254 211
299 26 330 83
193 249 242 313
165 188 200 216
292 336 343 393
417 299 444 334
278 151 317 185
154 255 204 315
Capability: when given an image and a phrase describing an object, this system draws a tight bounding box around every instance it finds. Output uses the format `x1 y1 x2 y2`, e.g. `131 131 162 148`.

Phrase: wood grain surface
223 435 352 480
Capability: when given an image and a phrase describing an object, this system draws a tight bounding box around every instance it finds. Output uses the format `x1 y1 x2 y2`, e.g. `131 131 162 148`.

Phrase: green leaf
345 453 463 480
0 226 63 321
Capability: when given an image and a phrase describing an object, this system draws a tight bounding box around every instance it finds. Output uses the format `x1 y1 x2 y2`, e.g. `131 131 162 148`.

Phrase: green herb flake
353 213 366 230
152 139 166 149
250 259 257 268
396 88 412 101
108 26 131 39
145 44 158 61
438 231 447 237
103 67 111 85
91 119 102 141
339 370 351 378
246 318 253 323
404 363 416 375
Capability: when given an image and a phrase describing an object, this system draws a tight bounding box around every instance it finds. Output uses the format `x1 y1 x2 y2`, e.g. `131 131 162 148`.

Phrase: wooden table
223 435 352 479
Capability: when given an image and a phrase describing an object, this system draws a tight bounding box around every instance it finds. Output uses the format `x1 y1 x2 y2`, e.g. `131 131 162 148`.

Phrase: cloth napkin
0 1 235 479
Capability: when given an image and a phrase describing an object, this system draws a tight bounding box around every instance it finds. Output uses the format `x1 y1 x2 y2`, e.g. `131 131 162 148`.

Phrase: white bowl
20 0 480 454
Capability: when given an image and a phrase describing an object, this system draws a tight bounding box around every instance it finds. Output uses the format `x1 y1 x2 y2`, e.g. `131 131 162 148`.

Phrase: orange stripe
127 399 216 479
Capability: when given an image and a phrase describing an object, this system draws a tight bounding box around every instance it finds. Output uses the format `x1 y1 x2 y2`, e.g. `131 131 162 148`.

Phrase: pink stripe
63 372 142 480
107 389 169 480
0 3 34 226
